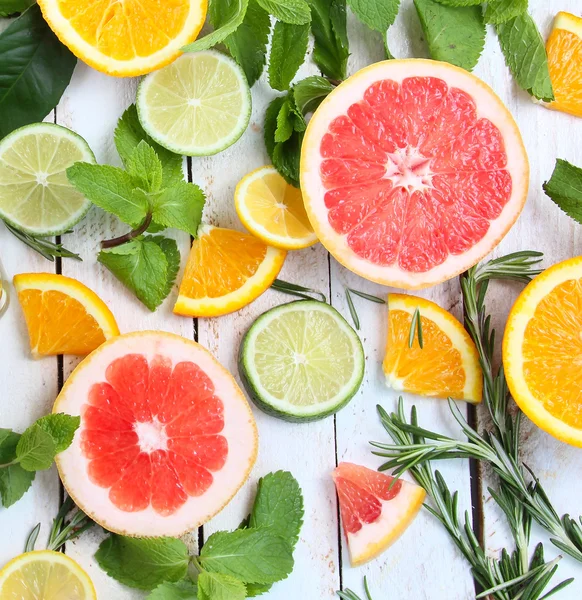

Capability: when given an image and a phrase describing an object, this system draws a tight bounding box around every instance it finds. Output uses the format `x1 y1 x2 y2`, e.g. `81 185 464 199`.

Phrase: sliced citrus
55 331 258 536
13 273 119 357
0 550 96 600
383 294 482 403
235 166 318 250
332 462 425 566
37 0 207 77
301 59 529 289
0 123 95 236
546 12 582 118
137 51 252 156
174 225 286 318
503 256 582 447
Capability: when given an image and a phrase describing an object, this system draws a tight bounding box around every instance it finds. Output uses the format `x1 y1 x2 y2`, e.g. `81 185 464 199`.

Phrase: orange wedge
174 226 286 318
13 273 119 357
503 256 582 447
383 294 482 403
546 12 582 118
37 0 207 77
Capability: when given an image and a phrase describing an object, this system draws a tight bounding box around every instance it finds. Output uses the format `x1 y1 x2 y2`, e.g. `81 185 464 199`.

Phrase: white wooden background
1 1 581 598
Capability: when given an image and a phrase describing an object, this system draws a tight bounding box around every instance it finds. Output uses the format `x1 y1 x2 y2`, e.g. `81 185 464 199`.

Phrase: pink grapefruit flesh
301 60 529 289
55 331 258 537
332 462 426 565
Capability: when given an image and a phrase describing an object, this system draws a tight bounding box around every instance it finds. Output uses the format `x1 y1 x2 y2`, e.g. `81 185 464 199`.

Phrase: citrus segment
332 463 425 566
174 225 286 318
55 331 258 536
301 60 529 289
383 294 482 403
13 273 119 357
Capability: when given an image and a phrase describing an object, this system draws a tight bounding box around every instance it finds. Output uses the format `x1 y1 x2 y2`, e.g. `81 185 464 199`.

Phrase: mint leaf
0 429 19 463
275 101 294 143
150 236 181 300
543 160 582 224
432 0 482 5
269 22 310 91
67 163 148 227
496 13 554 102
95 535 189 590
0 0 34 17
293 76 334 113
347 0 400 32
147 581 198 600
414 0 485 71
115 105 184 188
16 424 56 472
308 0 349 81
0 464 35 507
127 141 163 193
485 0 527 24
35 414 80 454
182 0 249 52
198 572 246 600
200 528 293 584
256 0 310 24
151 181 205 237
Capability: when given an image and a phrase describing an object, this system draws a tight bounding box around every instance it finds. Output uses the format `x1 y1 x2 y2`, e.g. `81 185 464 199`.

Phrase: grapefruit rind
300 59 529 289
503 256 582 448
54 331 258 537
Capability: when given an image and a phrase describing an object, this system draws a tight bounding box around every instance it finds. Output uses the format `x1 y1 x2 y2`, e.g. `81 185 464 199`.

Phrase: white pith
384 147 434 192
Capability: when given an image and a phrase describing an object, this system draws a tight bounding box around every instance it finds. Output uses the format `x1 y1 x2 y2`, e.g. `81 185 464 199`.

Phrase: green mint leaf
0 5 76 138
0 429 19 463
496 13 554 102
200 528 294 584
293 76 334 113
34 414 80 454
484 0 528 24
308 0 349 81
347 0 400 33
249 471 304 548
0 464 35 508
127 141 163 193
182 0 249 52
16 424 56 472
543 159 582 225
197 571 246 600
115 105 184 188
0 0 34 17
269 21 310 91
432 0 482 5
414 0 485 71
265 96 286 157
147 581 198 600
256 0 311 24
95 535 189 590
275 101 294 143
151 181 205 237
67 163 148 227
149 236 180 300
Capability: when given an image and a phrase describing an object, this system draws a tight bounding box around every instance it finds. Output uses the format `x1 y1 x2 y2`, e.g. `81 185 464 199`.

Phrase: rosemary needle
270 278 326 302
408 307 423 349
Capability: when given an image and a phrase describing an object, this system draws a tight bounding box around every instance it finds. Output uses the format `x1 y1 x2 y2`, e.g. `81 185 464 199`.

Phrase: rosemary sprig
4 221 81 262
408 307 424 349
270 278 326 302
344 287 386 330
337 577 374 600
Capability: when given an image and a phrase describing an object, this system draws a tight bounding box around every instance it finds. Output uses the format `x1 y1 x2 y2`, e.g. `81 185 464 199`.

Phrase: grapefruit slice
301 59 529 289
54 331 258 537
332 462 425 566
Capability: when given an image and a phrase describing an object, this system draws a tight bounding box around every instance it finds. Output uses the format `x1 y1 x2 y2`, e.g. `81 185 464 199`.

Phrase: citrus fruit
13 273 119 357
503 256 582 447
174 225 286 318
0 123 95 236
235 166 318 250
332 462 425 566
54 331 258 536
383 294 482 403
37 0 207 77
300 59 529 289
239 300 365 421
137 51 252 156
0 550 96 600
546 12 582 118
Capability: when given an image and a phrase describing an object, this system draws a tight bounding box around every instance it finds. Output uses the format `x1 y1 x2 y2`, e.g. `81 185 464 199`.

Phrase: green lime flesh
239 300 365 422
137 50 252 157
0 123 95 236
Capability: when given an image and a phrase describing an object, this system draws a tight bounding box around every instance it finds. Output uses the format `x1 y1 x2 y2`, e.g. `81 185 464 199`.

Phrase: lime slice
239 300 365 421
137 51 252 156
0 123 95 236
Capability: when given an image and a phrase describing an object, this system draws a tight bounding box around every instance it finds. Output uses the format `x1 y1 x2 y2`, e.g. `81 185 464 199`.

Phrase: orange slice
546 12 582 118
37 0 207 77
174 225 286 318
383 294 482 403
13 273 119 357
503 256 582 447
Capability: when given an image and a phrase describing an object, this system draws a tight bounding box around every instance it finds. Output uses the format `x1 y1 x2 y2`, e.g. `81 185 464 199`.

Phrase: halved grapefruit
54 331 258 537
332 462 425 566
301 59 529 289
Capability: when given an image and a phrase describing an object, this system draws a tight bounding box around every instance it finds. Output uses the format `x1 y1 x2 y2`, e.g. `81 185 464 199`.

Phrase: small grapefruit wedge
332 462 425 566
301 59 529 289
54 331 258 537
